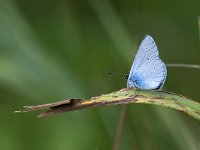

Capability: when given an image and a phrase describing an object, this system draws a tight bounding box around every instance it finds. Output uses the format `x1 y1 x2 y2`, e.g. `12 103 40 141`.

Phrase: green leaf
15 88 200 121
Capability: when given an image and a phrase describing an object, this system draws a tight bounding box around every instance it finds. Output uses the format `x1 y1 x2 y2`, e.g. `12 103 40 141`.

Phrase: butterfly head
127 77 137 89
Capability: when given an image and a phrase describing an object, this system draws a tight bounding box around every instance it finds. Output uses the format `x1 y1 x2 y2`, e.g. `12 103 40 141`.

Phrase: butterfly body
127 35 167 90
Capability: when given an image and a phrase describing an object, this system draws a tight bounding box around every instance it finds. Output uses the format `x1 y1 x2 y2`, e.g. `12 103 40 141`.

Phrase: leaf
15 88 200 121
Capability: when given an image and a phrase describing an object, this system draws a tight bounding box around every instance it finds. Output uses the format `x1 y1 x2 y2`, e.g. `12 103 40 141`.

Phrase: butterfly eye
148 58 150 60
154 68 155 70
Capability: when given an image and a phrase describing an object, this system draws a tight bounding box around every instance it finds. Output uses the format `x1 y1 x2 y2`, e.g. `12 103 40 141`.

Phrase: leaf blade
15 88 200 121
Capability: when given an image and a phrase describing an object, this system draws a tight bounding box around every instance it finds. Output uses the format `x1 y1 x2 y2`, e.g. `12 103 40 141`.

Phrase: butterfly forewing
129 35 159 76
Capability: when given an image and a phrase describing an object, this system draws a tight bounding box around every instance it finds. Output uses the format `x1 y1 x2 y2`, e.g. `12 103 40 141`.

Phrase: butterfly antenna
107 72 129 79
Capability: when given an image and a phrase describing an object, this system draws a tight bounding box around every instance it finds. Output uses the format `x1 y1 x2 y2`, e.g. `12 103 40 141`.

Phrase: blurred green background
1 0 200 149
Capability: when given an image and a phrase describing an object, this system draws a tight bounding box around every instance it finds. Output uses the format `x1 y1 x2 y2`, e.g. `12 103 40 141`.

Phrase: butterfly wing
127 35 167 89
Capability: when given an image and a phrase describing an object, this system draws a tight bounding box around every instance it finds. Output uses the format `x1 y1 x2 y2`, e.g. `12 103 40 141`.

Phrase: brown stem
38 95 136 118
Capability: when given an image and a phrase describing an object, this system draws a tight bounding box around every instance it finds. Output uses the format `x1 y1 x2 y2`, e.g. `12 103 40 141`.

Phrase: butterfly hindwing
133 59 167 89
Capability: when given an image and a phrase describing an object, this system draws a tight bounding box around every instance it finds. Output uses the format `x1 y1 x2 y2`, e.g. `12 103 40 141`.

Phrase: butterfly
127 35 167 90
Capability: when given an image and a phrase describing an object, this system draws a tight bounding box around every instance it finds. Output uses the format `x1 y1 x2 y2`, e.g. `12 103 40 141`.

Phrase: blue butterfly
127 35 167 90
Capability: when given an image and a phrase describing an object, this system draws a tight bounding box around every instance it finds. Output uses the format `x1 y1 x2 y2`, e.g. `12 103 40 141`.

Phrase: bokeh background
1 0 200 149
